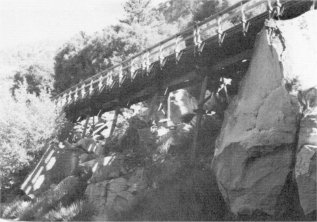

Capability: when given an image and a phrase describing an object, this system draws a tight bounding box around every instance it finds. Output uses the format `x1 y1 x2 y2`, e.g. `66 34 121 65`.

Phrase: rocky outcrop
295 87 317 217
88 154 126 184
85 167 147 218
168 89 198 124
212 11 317 217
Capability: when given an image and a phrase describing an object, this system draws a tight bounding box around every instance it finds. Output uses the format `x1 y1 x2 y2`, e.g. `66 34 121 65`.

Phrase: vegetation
1 198 97 221
53 0 229 94
0 0 233 219
0 81 63 195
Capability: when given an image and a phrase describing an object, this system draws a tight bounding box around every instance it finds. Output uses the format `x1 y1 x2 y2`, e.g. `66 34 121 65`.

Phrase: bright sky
0 0 166 50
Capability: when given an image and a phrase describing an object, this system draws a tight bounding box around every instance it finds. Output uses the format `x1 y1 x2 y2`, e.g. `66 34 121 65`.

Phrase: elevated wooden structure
22 0 315 196
54 0 314 121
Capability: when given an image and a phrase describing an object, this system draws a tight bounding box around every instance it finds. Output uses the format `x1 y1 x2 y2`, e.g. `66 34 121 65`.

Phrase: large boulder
88 154 126 184
169 89 198 124
212 11 317 217
295 87 317 217
85 167 147 218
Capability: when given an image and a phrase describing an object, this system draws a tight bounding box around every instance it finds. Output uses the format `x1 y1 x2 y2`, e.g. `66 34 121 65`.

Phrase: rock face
85 167 147 218
169 89 198 124
295 88 317 216
212 11 317 216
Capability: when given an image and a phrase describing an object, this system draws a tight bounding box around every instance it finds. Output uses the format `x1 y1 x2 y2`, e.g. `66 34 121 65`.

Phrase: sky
0 0 167 50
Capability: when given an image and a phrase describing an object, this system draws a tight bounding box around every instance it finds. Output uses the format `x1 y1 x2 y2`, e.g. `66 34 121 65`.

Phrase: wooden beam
167 91 172 126
109 107 120 137
146 91 159 123
82 115 90 138
191 74 209 164
209 49 252 73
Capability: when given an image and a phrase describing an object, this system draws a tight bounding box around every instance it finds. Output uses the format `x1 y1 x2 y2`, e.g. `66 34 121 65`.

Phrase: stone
295 88 317 216
168 89 198 124
89 154 124 183
85 167 148 217
94 143 106 156
85 180 108 215
212 11 317 216
80 158 98 169
127 167 147 193
76 138 96 152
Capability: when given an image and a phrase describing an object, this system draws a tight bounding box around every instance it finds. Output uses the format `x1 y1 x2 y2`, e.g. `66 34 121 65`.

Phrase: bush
1 197 97 221
44 200 97 221
0 81 64 194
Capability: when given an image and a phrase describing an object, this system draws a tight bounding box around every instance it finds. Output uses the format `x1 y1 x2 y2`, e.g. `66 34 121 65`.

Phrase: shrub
0 200 31 219
0 81 64 194
43 199 97 221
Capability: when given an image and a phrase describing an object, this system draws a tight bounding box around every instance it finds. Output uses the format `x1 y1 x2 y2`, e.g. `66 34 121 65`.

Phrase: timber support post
82 114 90 138
147 91 159 124
190 74 209 164
109 106 120 137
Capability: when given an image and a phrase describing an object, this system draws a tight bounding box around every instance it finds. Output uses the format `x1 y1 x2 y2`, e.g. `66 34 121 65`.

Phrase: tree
157 0 229 28
11 64 53 96
121 0 152 25
0 81 64 195
53 0 170 94
52 0 232 94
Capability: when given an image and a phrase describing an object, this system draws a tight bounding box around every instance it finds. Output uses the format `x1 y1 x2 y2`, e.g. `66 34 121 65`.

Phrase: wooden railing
54 0 315 107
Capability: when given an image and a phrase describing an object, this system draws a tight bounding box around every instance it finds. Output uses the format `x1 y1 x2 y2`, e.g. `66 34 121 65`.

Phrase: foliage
53 0 174 94
1 200 31 219
157 0 229 29
1 197 96 221
45 200 97 221
115 167 231 221
11 64 53 96
0 81 63 192
0 39 59 79
52 0 233 94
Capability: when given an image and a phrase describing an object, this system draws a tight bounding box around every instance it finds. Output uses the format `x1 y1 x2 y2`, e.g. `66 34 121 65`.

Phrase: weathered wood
109 107 120 137
82 115 90 138
146 92 159 123
167 90 172 126
191 74 209 164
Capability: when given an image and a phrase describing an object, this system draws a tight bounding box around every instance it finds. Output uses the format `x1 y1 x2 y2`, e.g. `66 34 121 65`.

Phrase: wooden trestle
21 0 315 195
54 0 314 122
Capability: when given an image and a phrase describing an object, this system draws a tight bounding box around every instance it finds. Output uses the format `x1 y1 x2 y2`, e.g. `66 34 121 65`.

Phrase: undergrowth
1 197 96 221
114 167 233 221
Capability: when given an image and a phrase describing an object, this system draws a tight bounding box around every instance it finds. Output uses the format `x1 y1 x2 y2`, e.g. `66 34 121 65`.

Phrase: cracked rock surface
212 11 317 217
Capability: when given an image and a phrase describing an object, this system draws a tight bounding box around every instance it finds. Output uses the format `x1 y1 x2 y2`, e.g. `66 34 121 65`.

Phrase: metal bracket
89 79 94 95
217 17 226 46
130 59 138 80
159 44 167 69
98 75 104 91
142 51 151 75
106 72 115 91
67 91 72 104
241 4 250 36
268 0 284 19
74 87 79 101
118 65 125 87
175 35 183 63
193 23 204 55
274 0 284 18
81 83 86 98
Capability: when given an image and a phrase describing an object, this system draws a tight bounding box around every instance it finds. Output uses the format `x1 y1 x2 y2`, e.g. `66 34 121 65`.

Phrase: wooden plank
82 115 90 138
109 107 119 137
146 92 159 123
209 49 253 73
191 74 209 164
